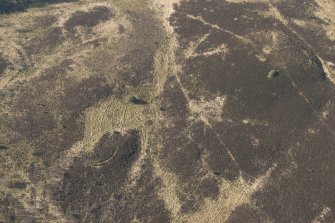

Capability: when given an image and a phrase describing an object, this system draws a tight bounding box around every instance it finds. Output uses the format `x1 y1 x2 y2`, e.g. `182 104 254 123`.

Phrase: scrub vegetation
0 0 335 222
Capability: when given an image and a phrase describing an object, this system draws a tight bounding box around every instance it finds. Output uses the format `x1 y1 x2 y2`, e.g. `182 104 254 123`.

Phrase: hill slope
0 0 335 222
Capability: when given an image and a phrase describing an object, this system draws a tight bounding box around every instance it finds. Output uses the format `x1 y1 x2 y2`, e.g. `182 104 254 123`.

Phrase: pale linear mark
213 128 245 179
266 2 335 137
311 207 332 223
173 60 245 177
186 14 257 47
185 32 211 59
180 162 277 223
167 3 334 221
278 54 335 137
173 15 256 180
222 162 278 222
202 44 228 57
184 7 331 181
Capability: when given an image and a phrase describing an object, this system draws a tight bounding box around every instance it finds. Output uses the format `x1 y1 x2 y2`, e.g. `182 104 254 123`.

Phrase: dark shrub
129 96 147 105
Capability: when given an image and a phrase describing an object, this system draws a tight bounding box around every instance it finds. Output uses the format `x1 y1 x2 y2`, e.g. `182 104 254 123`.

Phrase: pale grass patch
250 136 260 147
312 207 332 223
189 96 226 127
308 128 317 134
186 38 229 59
153 157 181 219
184 33 211 59
242 118 270 127
178 164 276 223
84 97 146 152
319 59 335 84
1 156 71 222
0 0 124 89
152 0 181 33
292 19 308 28
249 31 279 62
314 0 335 40
202 44 229 57
146 1 183 216
257 4 288 25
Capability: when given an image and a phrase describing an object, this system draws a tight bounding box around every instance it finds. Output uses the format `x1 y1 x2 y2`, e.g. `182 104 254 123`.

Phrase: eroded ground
0 0 335 222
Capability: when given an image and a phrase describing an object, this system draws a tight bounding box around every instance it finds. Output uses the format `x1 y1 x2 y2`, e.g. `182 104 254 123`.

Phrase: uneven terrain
0 0 335 222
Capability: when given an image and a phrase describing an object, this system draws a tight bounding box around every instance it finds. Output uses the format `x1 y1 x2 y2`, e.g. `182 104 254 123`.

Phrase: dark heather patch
41 59 74 81
64 6 114 33
25 27 64 56
10 59 73 141
176 175 219 213
10 59 113 166
292 23 335 63
160 75 188 122
88 131 122 162
35 75 113 166
159 77 226 212
196 178 219 199
44 27 64 48
0 56 8 76
0 145 9 150
203 127 240 181
169 0 335 218
274 0 319 20
118 12 163 87
60 130 140 222
226 204 270 223
273 0 335 63
59 130 170 222
9 181 27 189
118 24 125 34
119 48 156 87
34 15 58 27
61 75 113 113
0 0 78 14
11 89 57 141
102 159 171 223
0 193 35 223
170 1 271 46
253 121 335 223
